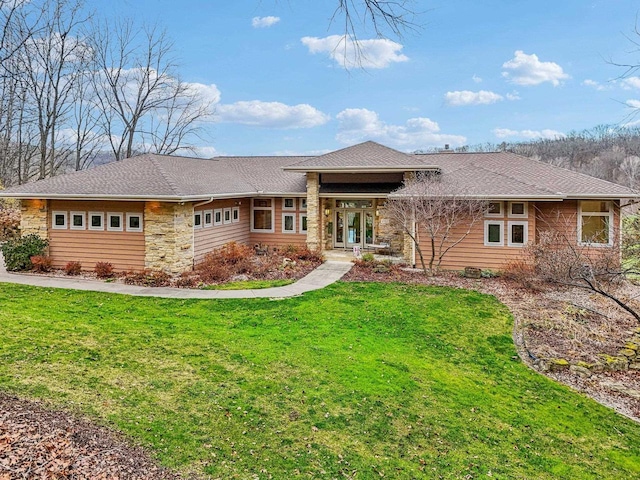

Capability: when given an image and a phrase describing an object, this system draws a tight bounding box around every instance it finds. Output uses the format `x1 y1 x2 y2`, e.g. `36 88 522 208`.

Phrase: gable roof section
284 141 439 172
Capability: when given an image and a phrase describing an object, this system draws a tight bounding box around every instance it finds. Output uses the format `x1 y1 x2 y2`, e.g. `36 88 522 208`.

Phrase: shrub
1 234 48 271
0 208 20 241
122 269 171 287
94 262 114 279
30 255 53 273
285 244 324 263
65 261 82 276
502 259 538 289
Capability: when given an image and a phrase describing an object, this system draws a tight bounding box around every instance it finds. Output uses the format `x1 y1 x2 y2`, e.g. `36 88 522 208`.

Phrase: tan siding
249 197 307 248
193 198 252 262
48 200 145 272
417 202 535 271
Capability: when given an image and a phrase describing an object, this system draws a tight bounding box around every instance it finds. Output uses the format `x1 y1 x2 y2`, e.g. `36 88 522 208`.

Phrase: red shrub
30 255 53 272
0 208 20 241
94 262 114 279
122 269 171 287
64 261 82 276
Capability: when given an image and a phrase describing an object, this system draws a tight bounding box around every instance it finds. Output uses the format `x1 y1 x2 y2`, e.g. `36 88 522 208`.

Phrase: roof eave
0 192 259 202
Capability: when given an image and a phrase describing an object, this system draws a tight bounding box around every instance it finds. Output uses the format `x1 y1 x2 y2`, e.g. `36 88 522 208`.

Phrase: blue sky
94 0 640 156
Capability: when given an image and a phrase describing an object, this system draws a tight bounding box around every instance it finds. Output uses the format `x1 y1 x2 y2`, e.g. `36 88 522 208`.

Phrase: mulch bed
0 394 186 480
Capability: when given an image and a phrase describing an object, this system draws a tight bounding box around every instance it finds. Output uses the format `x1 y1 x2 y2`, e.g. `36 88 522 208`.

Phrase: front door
334 209 374 248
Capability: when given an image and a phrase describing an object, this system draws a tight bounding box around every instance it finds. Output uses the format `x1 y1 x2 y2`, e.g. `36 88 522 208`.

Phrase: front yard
1 281 639 478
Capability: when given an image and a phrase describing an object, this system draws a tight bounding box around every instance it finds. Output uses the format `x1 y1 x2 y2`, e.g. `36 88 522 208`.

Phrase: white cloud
501 50 569 86
505 91 521 101
301 34 408 69
472 74 482 83
216 100 330 128
336 108 466 149
582 79 608 91
493 128 565 140
192 146 220 158
252 16 280 28
184 82 221 104
621 77 640 90
444 90 504 106
626 99 640 109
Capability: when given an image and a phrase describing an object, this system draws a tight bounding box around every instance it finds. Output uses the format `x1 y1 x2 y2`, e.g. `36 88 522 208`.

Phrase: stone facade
144 202 194 274
373 202 405 257
20 199 49 239
305 173 320 250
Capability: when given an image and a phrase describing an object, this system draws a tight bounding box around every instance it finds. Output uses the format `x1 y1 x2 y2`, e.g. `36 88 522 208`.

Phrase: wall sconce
235 201 242 206
375 209 380 216
324 208 331 216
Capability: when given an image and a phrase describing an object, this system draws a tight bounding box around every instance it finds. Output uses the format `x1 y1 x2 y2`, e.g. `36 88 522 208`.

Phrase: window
484 220 504 246
107 213 123 232
282 213 296 233
485 201 503 217
251 198 274 232
232 206 240 223
300 198 307 211
204 210 213 227
88 212 104 231
70 211 85 230
283 198 295 210
194 211 202 229
126 213 143 232
214 208 222 226
508 221 528 247
579 201 613 245
508 202 527 218
52 211 67 229
300 214 308 233
224 207 232 224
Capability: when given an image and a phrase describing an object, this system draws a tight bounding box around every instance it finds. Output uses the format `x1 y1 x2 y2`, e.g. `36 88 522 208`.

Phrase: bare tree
524 211 640 323
90 20 213 160
386 171 487 275
332 0 418 40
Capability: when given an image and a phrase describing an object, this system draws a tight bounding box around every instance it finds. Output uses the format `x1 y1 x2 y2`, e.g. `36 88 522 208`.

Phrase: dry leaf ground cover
0 281 639 478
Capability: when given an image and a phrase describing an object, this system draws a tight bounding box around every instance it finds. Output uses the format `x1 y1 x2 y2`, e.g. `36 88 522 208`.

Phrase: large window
282 213 296 233
507 221 528 247
251 198 274 232
579 201 613 245
484 220 504 246
300 214 308 233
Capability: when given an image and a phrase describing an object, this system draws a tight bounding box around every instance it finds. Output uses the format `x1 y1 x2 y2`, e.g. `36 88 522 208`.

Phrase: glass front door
334 209 374 248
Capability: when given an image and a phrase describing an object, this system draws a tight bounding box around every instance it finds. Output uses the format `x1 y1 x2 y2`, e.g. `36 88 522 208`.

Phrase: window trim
300 213 308 233
52 211 67 230
223 207 232 225
283 198 296 211
578 200 614 246
88 212 104 231
508 201 528 219
484 220 504 246
107 212 123 232
69 211 86 231
126 213 143 233
299 198 307 211
203 209 213 228
507 221 528 247
232 206 240 223
194 211 203 229
485 201 503 218
214 208 223 226
251 197 275 233
282 212 296 234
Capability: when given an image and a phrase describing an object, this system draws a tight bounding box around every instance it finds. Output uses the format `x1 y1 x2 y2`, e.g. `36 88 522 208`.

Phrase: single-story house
0 141 636 273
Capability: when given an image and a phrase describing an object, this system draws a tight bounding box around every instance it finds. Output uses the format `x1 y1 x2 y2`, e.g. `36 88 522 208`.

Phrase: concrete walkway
0 254 353 299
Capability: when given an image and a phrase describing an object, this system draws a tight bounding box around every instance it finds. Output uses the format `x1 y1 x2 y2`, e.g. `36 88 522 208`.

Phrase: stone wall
144 202 194 274
306 173 320 250
20 199 48 239
374 202 405 258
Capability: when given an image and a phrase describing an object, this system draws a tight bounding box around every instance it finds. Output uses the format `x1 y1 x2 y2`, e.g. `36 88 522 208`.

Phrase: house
0 141 636 273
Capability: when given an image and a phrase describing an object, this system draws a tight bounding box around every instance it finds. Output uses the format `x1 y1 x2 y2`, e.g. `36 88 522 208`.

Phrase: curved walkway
0 256 353 299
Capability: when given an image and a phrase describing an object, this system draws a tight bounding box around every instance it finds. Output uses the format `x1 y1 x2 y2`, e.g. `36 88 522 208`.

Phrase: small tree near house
385 171 487 275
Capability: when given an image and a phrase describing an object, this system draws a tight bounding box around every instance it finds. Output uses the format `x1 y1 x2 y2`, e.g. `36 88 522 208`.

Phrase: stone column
144 202 194 274
305 172 321 251
20 199 49 239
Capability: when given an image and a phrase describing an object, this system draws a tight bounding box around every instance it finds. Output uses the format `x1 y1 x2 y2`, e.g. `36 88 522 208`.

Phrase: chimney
444 144 450 150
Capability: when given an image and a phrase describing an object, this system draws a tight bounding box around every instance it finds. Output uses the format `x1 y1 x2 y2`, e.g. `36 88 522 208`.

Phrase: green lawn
0 282 638 479
202 279 294 290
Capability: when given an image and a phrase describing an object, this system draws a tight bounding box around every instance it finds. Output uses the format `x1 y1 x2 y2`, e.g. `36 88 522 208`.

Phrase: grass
201 279 294 290
0 281 639 479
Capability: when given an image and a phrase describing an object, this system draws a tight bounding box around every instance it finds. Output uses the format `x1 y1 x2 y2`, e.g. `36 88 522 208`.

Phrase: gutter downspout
190 197 215 268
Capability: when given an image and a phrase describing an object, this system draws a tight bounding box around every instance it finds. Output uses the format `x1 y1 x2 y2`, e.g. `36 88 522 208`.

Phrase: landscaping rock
548 358 570 372
598 354 629 371
630 363 640 370
464 266 482 279
619 348 637 359
601 380 640 400
569 365 592 378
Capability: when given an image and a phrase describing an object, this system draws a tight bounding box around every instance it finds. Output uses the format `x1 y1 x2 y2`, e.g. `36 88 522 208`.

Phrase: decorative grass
202 279 295 290
0 282 639 478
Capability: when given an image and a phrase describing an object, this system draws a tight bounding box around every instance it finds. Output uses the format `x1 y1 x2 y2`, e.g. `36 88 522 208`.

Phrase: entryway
334 208 374 249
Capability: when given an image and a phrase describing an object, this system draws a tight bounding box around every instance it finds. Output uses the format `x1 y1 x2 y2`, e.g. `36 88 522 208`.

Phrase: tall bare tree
385 171 487 274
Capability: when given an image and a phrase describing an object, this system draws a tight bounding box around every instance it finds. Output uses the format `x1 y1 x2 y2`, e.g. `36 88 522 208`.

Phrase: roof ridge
146 155 182 197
